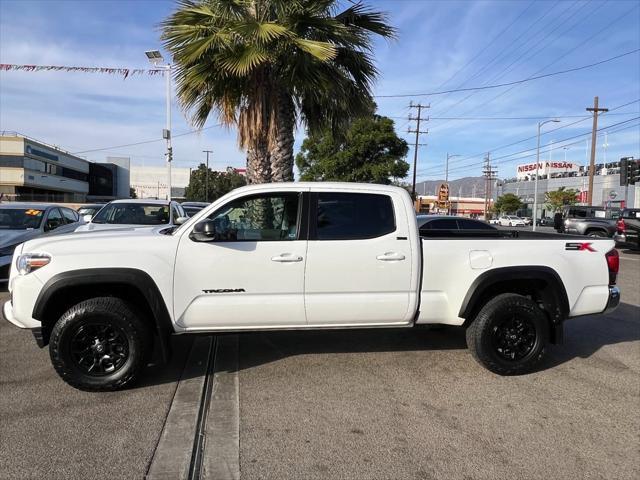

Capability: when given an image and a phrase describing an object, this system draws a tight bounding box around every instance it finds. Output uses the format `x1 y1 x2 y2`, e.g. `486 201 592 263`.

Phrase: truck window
315 193 395 240
207 193 299 241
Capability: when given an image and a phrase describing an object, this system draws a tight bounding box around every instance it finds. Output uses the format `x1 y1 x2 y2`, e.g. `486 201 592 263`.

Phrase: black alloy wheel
69 323 130 376
491 316 537 362
466 293 549 375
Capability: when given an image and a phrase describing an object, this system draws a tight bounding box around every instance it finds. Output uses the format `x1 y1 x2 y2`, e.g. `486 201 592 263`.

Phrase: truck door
304 191 414 325
174 190 308 329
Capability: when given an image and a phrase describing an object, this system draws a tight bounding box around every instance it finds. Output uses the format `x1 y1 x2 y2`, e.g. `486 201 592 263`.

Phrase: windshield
0 208 44 230
91 203 170 225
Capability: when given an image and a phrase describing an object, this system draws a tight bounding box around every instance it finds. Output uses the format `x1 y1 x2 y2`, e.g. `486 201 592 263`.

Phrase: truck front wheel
49 297 151 391
466 293 548 375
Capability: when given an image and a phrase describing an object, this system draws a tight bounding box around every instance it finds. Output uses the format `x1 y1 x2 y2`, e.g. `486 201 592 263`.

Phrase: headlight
16 253 51 275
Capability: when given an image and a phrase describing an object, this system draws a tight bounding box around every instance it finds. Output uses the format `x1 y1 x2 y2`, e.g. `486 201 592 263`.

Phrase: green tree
161 0 395 184
545 186 579 212
493 193 523 214
295 115 409 184
185 164 246 202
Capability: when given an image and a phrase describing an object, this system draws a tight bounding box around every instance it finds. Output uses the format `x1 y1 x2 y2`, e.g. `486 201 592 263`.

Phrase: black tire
586 230 607 237
49 297 151 391
465 293 549 375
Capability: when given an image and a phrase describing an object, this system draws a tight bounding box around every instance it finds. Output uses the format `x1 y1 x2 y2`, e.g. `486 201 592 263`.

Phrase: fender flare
458 266 570 323
33 268 174 361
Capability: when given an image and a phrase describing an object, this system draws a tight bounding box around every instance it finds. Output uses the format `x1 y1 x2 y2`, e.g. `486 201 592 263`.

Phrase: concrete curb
146 336 214 480
203 335 240 480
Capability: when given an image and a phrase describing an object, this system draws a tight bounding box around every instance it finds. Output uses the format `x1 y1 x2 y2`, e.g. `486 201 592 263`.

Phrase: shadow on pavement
544 302 640 369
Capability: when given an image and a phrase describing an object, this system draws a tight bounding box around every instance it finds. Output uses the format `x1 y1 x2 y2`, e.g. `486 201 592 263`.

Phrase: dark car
417 215 497 231
0 203 80 281
181 201 209 217
614 208 640 250
536 216 553 226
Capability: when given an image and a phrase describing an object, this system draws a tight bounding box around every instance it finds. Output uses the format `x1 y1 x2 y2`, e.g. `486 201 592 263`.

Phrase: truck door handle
376 252 406 261
271 254 303 263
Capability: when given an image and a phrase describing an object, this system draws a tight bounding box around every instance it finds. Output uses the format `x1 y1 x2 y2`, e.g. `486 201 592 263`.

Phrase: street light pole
533 119 560 231
203 150 213 202
145 50 172 201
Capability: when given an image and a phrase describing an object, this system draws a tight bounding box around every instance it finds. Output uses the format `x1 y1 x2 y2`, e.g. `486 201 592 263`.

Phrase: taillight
616 219 626 234
605 249 619 285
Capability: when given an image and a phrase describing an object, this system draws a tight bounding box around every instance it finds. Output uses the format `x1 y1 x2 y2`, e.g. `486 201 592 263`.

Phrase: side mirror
175 216 189 225
189 220 218 242
82 214 93 223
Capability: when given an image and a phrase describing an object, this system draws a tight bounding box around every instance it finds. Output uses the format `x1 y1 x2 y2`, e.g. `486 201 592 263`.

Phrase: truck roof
229 182 406 195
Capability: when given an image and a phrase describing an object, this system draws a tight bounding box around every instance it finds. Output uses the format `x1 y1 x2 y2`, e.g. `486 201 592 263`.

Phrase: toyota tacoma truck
2 183 621 391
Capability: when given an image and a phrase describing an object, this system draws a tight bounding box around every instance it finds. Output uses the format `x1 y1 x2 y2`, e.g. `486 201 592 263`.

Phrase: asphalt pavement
0 299 193 479
238 249 640 480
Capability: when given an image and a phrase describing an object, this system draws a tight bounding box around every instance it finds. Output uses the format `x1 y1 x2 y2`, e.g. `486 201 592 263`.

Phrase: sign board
516 161 580 180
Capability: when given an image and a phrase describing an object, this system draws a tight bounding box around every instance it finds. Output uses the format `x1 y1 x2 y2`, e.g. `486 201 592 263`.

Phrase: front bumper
2 300 46 347
603 286 621 314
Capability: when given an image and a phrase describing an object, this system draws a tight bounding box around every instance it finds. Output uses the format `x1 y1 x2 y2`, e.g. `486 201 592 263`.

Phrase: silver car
0 203 81 281
75 199 188 232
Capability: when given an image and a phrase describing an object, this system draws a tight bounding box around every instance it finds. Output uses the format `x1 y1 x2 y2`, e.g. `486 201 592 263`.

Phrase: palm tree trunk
270 92 295 182
246 141 271 184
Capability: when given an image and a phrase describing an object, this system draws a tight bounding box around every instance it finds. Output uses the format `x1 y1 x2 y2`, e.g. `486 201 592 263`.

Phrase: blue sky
0 0 638 182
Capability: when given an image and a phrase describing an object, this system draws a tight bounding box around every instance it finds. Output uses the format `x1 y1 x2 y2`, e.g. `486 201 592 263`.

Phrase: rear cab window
312 192 395 240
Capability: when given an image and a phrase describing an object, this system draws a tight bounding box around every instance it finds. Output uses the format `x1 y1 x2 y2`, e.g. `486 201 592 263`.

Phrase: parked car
77 203 106 222
181 201 210 217
417 215 496 231
0 203 80 282
75 199 188 232
614 208 640 250
560 205 618 237
3 183 620 391
536 216 554 226
488 218 501 225
522 217 533 226
499 215 526 227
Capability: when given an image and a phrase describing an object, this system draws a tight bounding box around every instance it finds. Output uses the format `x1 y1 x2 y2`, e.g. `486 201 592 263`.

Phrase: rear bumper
603 286 621 314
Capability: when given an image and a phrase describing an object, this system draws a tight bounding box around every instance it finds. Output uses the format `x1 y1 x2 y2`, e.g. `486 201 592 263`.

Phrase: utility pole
203 150 213 202
586 96 608 205
408 102 429 200
482 154 497 220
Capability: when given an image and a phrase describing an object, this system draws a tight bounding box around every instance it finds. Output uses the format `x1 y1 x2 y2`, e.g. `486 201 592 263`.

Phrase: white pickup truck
2 183 621 391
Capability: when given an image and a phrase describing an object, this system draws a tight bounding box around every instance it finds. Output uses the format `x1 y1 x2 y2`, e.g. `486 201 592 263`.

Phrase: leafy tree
493 193 523 214
129 187 137 199
545 186 579 212
161 0 395 184
295 115 409 184
185 164 246 202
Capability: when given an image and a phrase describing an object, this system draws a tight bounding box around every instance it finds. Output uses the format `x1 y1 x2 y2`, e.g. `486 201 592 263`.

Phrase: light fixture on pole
445 153 460 215
145 50 172 201
532 119 560 231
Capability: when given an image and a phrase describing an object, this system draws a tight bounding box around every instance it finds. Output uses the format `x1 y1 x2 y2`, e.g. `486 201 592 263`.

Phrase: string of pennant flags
0 64 165 79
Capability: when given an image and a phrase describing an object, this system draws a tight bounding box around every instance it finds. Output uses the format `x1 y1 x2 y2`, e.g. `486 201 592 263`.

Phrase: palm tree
161 0 395 183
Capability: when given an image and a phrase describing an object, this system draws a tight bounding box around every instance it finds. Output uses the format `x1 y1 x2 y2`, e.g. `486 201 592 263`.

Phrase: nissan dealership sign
516 161 580 180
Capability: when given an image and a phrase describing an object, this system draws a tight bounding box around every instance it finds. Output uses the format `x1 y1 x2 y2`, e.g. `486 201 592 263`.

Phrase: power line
73 123 222 154
374 49 639 99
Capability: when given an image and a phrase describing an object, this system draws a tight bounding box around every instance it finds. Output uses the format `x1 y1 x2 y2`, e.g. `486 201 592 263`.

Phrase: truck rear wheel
466 293 548 375
49 297 151 391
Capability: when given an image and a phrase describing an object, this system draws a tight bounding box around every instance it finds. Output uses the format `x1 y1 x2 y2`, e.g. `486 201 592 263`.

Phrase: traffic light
620 158 628 186
630 159 640 185
620 157 639 186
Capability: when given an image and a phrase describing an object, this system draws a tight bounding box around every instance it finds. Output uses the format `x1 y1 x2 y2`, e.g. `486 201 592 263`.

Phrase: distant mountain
415 176 487 198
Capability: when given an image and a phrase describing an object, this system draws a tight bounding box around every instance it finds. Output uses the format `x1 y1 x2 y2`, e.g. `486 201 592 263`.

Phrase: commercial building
416 196 490 217
498 159 639 218
0 133 130 202
130 165 191 200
